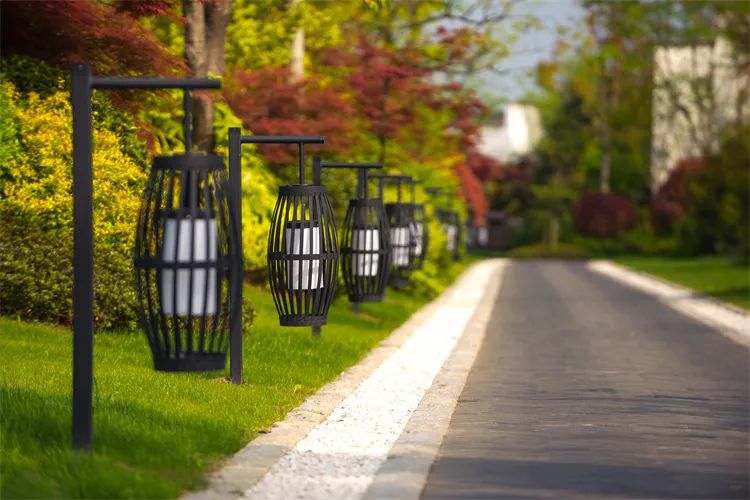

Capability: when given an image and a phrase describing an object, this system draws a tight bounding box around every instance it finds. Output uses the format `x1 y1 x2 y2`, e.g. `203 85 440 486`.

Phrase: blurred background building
651 36 749 191
478 103 542 163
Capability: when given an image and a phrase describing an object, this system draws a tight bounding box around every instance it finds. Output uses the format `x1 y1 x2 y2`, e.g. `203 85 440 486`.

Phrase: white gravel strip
587 260 750 347
364 259 507 500
241 260 502 500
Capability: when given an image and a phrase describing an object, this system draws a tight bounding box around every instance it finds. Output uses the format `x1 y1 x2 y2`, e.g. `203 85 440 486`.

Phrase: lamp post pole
228 128 243 385
71 64 221 451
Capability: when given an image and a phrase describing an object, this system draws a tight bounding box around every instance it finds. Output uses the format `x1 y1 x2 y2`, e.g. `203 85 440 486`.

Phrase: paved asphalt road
422 261 749 499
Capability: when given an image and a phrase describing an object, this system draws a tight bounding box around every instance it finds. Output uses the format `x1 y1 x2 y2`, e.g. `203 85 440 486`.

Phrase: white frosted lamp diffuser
285 222 322 290
161 218 218 315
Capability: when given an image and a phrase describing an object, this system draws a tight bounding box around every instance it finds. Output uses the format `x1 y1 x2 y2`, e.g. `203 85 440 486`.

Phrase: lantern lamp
313 157 390 304
407 180 428 271
70 63 232 450
374 174 416 288
428 188 462 261
446 210 462 261
231 134 337 327
134 153 239 371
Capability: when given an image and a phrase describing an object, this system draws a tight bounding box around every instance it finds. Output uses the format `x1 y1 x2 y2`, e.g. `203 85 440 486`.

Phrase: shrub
405 216 458 298
507 243 590 260
571 192 638 238
649 198 684 235
649 157 706 234
508 209 552 248
572 228 677 257
0 82 147 330
0 54 150 169
678 128 749 260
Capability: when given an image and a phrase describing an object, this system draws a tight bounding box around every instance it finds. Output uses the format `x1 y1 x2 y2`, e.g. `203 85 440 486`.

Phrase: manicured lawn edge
613 255 749 310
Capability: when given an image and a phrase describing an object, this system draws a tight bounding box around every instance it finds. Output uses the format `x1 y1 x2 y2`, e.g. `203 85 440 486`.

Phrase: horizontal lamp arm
319 161 382 169
240 135 324 144
370 174 413 203
233 131 326 185
314 158 383 198
91 76 220 90
370 174 412 182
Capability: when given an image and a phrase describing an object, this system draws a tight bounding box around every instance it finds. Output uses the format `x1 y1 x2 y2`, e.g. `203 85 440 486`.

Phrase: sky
475 0 587 103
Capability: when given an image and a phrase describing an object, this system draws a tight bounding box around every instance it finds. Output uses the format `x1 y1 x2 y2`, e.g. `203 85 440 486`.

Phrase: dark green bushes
0 77 147 330
677 128 749 261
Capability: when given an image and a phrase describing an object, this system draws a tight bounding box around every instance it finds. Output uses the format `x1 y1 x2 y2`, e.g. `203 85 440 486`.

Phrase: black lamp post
228 128 338 332
70 64 239 451
373 174 415 288
407 180 428 271
313 157 389 310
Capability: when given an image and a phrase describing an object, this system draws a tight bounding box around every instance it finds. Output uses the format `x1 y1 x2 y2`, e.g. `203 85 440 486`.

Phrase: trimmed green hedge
0 78 147 330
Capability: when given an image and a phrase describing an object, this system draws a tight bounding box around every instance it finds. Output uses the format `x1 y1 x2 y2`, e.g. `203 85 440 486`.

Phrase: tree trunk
290 27 305 82
598 59 611 194
289 0 304 83
183 0 231 152
378 135 387 165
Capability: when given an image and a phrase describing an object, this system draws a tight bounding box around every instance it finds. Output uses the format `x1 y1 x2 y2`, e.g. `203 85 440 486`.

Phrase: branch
402 0 519 30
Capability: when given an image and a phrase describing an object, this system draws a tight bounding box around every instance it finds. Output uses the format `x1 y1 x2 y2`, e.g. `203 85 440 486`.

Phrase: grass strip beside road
613 255 749 310
0 286 429 498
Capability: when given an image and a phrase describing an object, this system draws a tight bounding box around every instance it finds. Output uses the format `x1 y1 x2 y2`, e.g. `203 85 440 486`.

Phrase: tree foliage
0 0 182 78
0 82 147 329
0 0 538 330
512 0 748 257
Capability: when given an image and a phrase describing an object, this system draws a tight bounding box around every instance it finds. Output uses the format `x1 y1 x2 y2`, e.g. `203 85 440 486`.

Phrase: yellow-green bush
0 82 147 329
238 152 278 275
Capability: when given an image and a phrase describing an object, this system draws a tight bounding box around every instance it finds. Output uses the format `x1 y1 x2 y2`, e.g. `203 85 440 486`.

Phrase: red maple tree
0 0 182 77
224 67 357 166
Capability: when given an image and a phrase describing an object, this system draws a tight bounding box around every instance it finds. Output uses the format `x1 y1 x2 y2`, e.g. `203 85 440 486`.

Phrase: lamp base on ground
280 315 327 327
388 274 409 289
153 352 227 372
349 294 385 304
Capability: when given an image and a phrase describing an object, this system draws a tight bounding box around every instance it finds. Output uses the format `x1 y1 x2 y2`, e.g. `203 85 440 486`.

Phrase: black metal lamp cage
261 138 338 327
314 158 390 303
134 153 239 372
407 181 428 271
445 210 462 261
375 174 416 288
429 188 462 261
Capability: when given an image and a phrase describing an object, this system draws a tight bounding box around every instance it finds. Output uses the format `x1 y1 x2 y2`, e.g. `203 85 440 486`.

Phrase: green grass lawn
0 286 431 498
614 255 750 309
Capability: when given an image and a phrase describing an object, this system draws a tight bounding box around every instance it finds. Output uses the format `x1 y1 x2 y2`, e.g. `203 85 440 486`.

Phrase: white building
651 37 748 190
478 103 542 163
